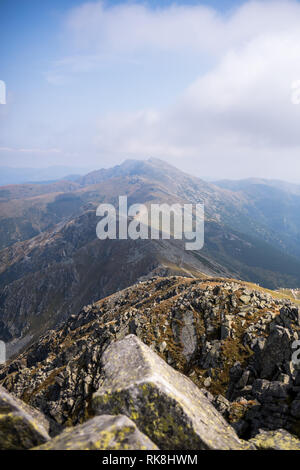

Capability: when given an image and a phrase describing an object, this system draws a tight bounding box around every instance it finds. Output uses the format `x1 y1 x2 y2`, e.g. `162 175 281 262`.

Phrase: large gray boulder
260 325 293 379
34 415 158 450
92 335 251 450
0 385 50 450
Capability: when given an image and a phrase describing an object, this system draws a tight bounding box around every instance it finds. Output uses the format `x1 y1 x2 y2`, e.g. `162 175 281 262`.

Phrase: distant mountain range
1 157 300 355
0 166 90 186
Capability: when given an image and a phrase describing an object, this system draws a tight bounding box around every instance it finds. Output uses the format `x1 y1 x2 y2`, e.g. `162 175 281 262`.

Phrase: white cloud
65 0 300 56
65 1 221 54
49 1 300 180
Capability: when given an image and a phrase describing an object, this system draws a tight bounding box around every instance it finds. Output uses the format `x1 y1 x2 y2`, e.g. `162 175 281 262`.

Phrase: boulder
250 429 300 450
260 326 292 379
34 415 158 450
92 335 251 450
172 309 197 361
240 295 251 304
0 385 50 450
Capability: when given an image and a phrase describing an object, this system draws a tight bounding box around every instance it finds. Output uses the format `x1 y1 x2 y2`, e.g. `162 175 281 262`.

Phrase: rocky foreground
1 275 300 450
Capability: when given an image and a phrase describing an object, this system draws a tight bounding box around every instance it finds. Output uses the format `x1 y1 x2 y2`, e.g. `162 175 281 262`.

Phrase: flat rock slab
34 415 158 450
0 385 50 450
250 429 300 450
92 335 250 450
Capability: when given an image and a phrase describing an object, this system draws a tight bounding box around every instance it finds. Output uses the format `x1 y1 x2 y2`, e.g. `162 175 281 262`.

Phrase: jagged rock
278 306 300 327
34 415 158 450
229 362 244 383
221 315 233 340
200 340 222 369
92 335 250 450
236 370 251 389
250 429 300 450
0 385 50 450
172 309 197 361
240 295 251 304
260 326 293 379
213 395 231 417
252 379 289 402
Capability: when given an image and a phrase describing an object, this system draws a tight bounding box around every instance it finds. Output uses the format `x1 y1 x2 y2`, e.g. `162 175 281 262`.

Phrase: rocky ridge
3 158 300 356
1 275 300 445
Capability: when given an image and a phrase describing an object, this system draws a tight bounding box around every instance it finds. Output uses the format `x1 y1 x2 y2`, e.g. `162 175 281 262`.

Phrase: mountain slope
215 178 300 259
0 210 226 356
2 158 300 354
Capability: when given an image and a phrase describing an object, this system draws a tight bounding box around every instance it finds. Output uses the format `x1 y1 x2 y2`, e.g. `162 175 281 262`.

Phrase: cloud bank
60 0 300 180
4 1 300 181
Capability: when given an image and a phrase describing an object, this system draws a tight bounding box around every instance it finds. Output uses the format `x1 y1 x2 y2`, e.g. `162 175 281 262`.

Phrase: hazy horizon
2 0 300 181
2 157 300 186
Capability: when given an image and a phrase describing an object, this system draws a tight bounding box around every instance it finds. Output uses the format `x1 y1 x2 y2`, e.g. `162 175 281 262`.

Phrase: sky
1 0 300 181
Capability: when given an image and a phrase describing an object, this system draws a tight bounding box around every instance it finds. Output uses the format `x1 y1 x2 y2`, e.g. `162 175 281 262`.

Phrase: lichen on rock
0 385 50 450
92 335 250 450
250 429 300 450
1 276 300 443
34 414 158 450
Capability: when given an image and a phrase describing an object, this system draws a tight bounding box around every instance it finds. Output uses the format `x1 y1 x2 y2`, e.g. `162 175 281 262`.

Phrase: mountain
2 158 300 355
0 166 89 186
216 178 300 196
214 177 300 259
1 275 300 445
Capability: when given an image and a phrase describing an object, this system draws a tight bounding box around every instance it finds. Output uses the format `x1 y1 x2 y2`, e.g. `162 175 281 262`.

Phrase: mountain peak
78 157 189 187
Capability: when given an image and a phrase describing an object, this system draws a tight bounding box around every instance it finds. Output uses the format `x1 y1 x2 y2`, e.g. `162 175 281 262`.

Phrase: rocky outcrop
0 385 50 450
34 415 158 450
1 276 300 442
92 335 250 450
227 304 300 437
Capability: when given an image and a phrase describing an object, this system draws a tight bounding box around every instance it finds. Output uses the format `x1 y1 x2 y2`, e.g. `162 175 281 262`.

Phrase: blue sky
1 0 300 180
